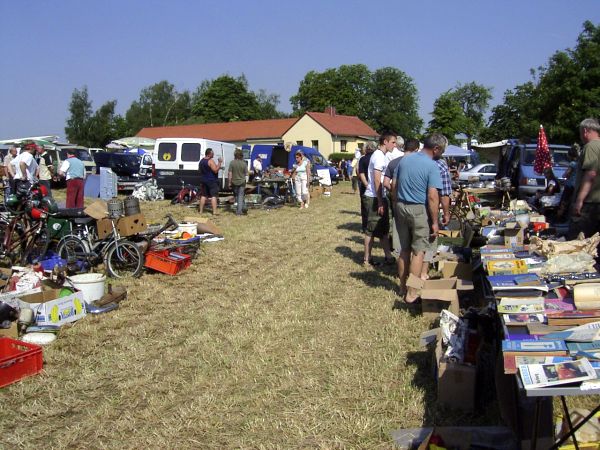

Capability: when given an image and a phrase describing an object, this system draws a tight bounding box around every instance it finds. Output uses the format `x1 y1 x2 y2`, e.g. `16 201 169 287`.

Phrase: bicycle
170 180 199 205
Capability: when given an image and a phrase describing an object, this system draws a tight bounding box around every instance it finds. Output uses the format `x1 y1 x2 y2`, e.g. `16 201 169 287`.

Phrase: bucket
124 196 141 216
107 199 124 219
67 273 106 303
177 223 197 237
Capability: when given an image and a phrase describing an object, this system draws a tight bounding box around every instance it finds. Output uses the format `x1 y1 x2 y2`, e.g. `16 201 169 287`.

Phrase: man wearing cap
11 143 38 195
59 148 85 208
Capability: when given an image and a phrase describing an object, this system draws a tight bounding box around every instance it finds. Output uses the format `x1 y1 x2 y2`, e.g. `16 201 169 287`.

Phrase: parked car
457 163 497 184
93 151 153 193
50 145 96 174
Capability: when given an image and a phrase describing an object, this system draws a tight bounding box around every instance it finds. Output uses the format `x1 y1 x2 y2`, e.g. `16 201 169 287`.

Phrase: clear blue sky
1 0 599 140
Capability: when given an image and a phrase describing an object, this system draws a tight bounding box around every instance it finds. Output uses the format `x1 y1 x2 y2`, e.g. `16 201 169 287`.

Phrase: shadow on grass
337 222 363 232
348 271 398 293
345 235 363 245
339 210 360 216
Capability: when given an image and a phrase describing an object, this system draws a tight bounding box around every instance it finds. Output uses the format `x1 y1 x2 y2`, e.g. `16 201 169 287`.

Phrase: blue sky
1 0 599 140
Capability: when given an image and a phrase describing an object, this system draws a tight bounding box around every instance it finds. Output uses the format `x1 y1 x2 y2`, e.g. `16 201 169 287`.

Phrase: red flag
534 125 552 175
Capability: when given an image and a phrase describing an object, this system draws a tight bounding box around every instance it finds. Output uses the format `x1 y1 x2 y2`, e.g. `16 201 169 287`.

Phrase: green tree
87 100 118 147
370 67 422 137
451 82 492 148
125 80 183 134
65 86 93 145
426 91 469 145
290 64 422 135
191 75 280 123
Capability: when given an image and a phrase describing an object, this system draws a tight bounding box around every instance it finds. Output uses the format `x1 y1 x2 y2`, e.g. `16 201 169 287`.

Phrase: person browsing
59 148 85 208
198 148 223 215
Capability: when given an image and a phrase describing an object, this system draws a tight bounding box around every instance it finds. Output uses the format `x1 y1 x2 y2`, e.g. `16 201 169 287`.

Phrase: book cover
498 297 545 314
519 358 596 389
547 310 600 326
503 355 572 375
502 339 567 352
544 298 575 315
486 259 528 276
502 313 545 326
541 327 600 342
567 341 600 353
527 323 572 335
488 274 548 293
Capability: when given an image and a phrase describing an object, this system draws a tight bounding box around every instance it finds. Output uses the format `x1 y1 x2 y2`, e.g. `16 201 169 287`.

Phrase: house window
311 140 319 150
297 140 303 146
340 140 347 152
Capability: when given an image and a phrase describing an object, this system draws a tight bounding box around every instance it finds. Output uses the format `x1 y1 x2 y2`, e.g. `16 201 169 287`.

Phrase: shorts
364 196 390 238
200 180 219 198
395 201 431 254
569 203 600 239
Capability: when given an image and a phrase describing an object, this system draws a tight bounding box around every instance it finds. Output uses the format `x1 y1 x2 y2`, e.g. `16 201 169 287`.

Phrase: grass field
0 184 596 448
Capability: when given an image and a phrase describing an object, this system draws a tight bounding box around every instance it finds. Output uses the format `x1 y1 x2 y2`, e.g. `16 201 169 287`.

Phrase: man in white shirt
252 156 263 178
11 143 38 194
386 135 404 163
362 132 396 266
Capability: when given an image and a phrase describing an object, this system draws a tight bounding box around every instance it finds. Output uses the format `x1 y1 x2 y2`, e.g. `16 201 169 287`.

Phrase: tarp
444 145 471 157
111 137 155 150
471 140 509 150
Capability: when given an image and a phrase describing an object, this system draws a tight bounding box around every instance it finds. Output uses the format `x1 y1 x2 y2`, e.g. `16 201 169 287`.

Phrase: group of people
2 144 85 208
356 132 453 304
355 117 600 305
197 148 313 216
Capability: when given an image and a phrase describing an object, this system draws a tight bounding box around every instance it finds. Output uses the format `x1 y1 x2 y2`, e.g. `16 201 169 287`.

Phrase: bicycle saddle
54 208 87 218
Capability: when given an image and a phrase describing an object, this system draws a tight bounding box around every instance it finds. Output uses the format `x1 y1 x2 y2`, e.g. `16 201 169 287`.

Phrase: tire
23 226 50 265
183 194 190 204
170 196 180 205
104 240 143 278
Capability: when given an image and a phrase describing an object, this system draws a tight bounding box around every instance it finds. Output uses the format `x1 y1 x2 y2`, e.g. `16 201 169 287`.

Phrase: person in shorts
393 133 446 303
198 148 222 215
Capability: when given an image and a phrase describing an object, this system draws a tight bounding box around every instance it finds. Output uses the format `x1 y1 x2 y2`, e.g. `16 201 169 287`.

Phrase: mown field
0 183 595 449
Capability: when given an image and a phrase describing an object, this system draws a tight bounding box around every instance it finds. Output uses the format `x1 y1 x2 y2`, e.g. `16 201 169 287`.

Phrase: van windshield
311 155 328 166
59 148 93 161
523 147 570 167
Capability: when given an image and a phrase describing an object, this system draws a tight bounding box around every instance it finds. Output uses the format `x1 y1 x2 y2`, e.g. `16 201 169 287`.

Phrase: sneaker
305 204 309 209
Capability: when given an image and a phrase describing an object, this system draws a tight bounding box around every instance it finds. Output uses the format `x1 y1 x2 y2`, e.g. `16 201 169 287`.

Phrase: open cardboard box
183 216 222 235
434 333 476 412
504 222 525 249
439 261 472 281
407 274 473 318
18 288 86 327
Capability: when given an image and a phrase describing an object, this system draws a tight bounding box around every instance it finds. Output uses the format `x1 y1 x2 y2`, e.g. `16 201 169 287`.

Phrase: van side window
158 142 177 161
181 143 201 162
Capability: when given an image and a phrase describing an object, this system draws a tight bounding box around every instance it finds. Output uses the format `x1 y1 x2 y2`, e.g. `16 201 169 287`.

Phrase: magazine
503 355 572 375
519 358 597 389
498 297 545 314
502 339 567 355
502 313 545 326
542 321 600 342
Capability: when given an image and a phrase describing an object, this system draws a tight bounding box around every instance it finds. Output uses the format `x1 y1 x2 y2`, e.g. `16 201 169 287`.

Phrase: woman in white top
292 151 310 209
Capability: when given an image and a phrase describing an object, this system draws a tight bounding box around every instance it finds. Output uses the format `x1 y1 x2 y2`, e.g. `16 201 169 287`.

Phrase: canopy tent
471 140 509 150
110 136 156 150
444 145 472 157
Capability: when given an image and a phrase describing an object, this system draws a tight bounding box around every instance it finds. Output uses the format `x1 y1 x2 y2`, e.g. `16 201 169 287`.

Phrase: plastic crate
0 337 43 388
144 250 191 275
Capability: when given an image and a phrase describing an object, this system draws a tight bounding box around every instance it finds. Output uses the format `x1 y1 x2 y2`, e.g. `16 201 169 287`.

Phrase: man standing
362 132 396 266
253 156 263 178
386 136 404 164
198 148 222 215
358 143 375 233
570 118 600 239
36 145 54 196
394 134 446 302
59 148 85 208
3 146 17 194
228 149 248 216
385 138 420 257
12 143 38 195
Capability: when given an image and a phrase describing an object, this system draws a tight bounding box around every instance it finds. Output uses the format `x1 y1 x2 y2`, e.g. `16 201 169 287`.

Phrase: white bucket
68 273 106 303
177 223 197 237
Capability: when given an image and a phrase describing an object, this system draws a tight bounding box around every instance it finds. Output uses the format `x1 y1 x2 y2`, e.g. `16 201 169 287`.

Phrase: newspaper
519 358 597 389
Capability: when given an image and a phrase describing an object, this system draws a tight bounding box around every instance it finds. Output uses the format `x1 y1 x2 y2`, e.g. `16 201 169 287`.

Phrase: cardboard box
438 229 461 238
84 200 108 220
435 336 476 412
504 223 525 249
439 261 472 281
97 218 115 239
407 274 473 318
116 213 147 237
0 322 18 338
18 288 86 327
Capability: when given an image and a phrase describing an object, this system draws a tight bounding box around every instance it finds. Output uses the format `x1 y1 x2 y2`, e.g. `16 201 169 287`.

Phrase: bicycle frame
0 213 44 263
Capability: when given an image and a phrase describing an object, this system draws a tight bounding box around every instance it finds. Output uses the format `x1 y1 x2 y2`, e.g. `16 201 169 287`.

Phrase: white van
152 138 236 196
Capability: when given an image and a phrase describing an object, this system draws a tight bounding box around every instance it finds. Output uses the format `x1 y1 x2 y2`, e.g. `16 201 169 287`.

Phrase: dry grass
0 184 594 448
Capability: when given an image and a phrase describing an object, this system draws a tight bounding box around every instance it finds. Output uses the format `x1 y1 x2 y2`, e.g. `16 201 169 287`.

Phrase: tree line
66 21 600 148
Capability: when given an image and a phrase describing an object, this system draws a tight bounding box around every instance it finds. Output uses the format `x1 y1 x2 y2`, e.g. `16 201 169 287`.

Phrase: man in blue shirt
392 133 447 303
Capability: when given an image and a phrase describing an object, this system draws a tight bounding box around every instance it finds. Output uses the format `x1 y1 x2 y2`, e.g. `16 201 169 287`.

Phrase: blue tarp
444 145 471 157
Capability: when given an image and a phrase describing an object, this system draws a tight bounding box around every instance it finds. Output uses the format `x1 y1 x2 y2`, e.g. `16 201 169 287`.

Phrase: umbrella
111 136 155 150
533 125 552 174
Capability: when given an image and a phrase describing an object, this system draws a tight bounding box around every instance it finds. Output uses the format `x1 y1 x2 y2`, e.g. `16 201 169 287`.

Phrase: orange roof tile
136 118 298 142
305 112 378 137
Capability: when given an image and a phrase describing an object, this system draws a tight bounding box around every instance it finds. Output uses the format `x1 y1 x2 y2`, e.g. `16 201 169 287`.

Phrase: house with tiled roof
136 108 378 158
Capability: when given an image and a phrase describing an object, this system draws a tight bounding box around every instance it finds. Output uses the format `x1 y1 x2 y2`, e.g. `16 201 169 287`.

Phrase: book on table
502 313 545 326
541 321 600 342
497 297 545 314
503 355 572 375
527 323 573 335
544 297 575 315
566 341 600 354
547 310 600 326
519 358 597 389
488 274 548 297
486 259 528 275
502 339 568 356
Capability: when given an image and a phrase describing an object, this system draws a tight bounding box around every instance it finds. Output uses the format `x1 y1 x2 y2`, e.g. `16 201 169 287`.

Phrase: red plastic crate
144 250 191 275
0 337 43 388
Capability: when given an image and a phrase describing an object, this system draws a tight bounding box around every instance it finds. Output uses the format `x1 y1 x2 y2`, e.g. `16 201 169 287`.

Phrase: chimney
324 106 336 116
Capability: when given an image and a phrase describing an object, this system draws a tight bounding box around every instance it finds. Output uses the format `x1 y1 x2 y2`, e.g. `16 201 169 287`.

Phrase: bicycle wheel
23 226 50 265
104 240 143 278
57 235 90 263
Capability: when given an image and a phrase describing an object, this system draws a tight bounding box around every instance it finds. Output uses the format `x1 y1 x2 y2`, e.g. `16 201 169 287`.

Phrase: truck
249 144 338 183
152 138 236 196
498 139 571 198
